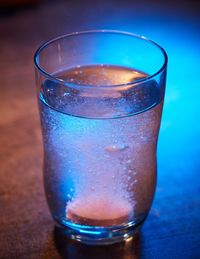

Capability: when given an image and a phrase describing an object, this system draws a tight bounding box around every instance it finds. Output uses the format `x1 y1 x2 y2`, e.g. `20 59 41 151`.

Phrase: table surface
0 0 200 258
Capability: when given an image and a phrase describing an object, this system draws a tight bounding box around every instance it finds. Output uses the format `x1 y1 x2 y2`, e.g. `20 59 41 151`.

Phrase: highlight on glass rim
34 30 167 245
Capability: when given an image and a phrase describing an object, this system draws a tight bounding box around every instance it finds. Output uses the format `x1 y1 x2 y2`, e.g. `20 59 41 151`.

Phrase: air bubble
105 143 129 153
63 92 70 97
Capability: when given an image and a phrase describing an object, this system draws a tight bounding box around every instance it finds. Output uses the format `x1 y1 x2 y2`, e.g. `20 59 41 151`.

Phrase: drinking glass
34 30 167 245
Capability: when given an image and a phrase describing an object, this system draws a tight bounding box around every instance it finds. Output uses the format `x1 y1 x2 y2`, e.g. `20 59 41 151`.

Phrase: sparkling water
39 65 163 229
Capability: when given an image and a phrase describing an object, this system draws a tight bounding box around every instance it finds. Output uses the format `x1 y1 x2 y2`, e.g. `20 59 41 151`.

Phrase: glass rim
34 29 168 89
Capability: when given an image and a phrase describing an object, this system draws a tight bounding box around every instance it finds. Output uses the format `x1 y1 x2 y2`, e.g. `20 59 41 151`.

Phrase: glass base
54 217 145 245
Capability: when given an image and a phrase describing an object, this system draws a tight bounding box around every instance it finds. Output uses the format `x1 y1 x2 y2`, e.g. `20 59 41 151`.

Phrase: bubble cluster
40 65 163 227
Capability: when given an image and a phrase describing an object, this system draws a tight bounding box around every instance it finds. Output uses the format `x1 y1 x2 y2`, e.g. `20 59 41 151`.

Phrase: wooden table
0 0 200 258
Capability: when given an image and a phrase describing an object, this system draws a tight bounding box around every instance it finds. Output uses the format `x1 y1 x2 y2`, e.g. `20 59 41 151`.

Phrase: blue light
86 7 200 179
79 229 102 235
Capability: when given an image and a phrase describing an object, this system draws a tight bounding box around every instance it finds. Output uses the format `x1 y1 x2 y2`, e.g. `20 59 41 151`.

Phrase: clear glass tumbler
34 30 167 245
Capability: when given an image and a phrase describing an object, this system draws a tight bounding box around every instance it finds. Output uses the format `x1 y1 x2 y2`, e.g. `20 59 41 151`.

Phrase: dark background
0 0 200 258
